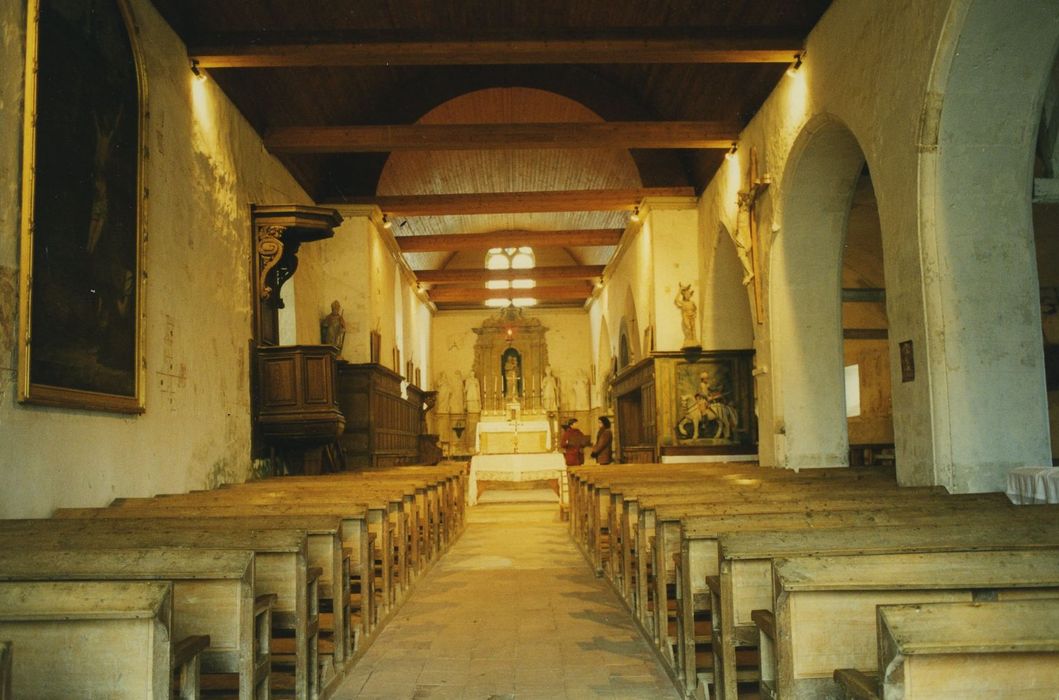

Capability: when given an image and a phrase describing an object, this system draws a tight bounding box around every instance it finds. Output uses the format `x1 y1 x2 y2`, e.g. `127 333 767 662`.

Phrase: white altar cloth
475 418 552 453
468 452 567 506
1006 467 1059 504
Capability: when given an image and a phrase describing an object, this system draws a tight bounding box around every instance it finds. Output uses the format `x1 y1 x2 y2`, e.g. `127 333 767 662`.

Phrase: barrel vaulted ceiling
152 0 832 308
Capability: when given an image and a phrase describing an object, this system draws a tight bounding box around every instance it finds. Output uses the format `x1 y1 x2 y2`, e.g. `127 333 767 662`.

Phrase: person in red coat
590 416 613 465
560 418 589 466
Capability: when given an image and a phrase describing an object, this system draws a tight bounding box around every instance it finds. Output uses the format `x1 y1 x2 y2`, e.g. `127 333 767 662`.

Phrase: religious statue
573 368 591 411
675 283 699 347
503 355 520 401
732 200 755 285
451 369 465 414
464 369 481 413
321 300 347 351
541 366 559 413
434 371 451 414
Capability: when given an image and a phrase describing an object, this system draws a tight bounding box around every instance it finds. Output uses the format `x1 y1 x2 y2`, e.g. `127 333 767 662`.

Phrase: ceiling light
510 252 535 269
486 280 511 290
511 279 536 289
512 298 537 307
485 298 512 308
486 254 511 270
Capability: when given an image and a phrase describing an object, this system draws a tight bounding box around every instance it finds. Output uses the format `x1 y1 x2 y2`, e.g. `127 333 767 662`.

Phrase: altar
475 417 552 454
468 452 568 505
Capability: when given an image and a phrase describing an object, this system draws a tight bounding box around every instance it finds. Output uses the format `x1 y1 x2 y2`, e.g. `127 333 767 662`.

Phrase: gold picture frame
18 0 148 413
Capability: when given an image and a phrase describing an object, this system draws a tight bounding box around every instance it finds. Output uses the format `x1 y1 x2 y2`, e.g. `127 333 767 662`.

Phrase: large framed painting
673 351 756 446
18 0 147 412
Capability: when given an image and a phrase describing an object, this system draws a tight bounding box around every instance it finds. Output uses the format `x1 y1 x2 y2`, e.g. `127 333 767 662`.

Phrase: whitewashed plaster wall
697 0 1057 490
295 213 373 361
647 199 702 351
297 209 432 380
589 216 654 385
0 0 312 517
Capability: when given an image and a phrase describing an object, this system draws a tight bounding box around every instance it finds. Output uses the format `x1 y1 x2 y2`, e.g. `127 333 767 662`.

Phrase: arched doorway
769 116 866 468
842 167 894 466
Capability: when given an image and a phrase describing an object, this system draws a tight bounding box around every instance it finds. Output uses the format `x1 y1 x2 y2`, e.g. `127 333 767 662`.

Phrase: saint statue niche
501 349 522 401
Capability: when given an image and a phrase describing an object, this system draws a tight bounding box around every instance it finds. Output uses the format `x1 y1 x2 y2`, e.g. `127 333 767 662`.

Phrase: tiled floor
332 499 680 699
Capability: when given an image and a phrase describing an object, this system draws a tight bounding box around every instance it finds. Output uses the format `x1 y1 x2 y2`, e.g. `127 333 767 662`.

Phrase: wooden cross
738 147 770 323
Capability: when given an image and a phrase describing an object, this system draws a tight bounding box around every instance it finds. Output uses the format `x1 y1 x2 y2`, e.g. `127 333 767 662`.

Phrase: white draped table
468 452 568 505
1006 466 1059 504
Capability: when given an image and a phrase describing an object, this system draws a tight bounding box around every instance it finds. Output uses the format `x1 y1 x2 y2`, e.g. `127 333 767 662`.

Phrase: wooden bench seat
0 547 263 700
108 490 408 611
0 523 316 700
763 550 1059 699
874 599 1059 699
709 512 1059 700
668 494 1014 694
0 581 176 699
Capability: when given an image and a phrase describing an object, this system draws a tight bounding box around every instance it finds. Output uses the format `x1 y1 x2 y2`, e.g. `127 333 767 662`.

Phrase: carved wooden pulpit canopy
252 204 343 345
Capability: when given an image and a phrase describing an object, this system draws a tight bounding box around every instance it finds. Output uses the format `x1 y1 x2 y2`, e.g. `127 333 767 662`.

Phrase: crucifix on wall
733 147 770 324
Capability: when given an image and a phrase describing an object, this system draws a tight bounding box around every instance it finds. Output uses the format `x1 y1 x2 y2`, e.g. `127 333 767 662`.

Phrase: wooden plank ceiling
153 0 831 309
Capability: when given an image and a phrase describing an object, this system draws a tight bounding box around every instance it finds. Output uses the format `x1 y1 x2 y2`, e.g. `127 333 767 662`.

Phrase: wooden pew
0 640 10 700
668 494 1010 694
60 500 380 642
644 485 949 642
0 543 266 700
9 522 316 700
109 489 404 612
709 513 1059 700
763 550 1059 699
635 488 959 635
872 600 1059 699
0 581 175 699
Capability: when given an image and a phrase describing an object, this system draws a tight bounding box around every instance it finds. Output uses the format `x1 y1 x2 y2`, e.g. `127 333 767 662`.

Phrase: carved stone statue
504 355 520 401
434 371 451 414
321 300 347 351
464 369 481 413
451 369 465 414
541 366 559 413
675 283 699 347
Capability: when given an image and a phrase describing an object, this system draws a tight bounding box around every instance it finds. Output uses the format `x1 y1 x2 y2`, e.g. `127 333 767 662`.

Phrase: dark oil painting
22 0 142 411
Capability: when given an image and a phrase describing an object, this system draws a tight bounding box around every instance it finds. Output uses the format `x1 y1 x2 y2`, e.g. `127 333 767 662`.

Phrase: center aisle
333 501 680 699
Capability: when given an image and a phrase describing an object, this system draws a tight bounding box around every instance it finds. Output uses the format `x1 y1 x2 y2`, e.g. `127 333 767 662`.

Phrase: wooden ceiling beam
265 121 741 153
191 37 804 69
428 284 593 304
397 229 622 252
341 187 693 215
415 265 605 284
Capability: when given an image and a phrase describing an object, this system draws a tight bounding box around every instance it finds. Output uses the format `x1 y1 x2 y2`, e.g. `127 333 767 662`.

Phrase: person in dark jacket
560 418 589 466
590 416 613 464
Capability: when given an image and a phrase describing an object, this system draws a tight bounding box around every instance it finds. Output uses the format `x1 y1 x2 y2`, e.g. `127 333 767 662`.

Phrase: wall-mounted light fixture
725 143 738 161
629 207 641 223
786 53 804 77
190 59 206 81
382 214 393 229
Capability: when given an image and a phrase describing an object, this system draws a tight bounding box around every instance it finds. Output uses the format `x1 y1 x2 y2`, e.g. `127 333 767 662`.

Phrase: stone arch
703 223 754 349
768 114 866 468
914 0 1059 491
618 286 642 368
596 317 614 409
